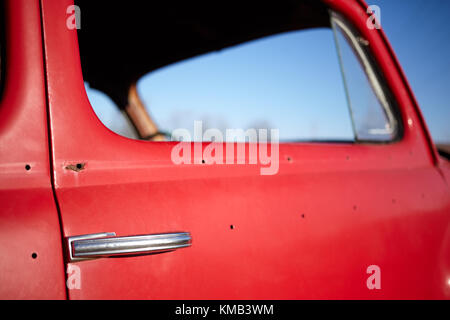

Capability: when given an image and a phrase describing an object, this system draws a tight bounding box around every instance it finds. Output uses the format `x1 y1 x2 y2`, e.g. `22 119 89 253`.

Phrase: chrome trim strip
330 11 398 140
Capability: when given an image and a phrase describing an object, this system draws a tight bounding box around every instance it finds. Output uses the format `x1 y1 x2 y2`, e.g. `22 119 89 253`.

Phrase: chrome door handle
67 232 192 262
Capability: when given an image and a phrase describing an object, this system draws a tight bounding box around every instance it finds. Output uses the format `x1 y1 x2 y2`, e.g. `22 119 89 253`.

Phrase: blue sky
86 0 450 144
137 28 354 142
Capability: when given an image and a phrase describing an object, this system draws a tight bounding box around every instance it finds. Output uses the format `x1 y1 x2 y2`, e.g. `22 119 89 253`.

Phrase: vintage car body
0 0 449 299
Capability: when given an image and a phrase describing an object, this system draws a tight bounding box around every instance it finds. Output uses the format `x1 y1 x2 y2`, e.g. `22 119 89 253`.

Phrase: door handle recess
67 232 192 262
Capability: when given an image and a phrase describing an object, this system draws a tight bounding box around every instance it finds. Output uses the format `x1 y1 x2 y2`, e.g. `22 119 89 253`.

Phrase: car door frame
40 0 450 299
0 0 66 299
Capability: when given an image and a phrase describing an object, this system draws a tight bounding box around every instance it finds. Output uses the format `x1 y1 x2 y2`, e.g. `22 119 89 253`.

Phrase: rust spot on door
65 163 85 172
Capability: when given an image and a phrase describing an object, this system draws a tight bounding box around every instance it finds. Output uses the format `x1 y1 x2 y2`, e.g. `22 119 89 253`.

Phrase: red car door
40 0 450 299
0 0 66 299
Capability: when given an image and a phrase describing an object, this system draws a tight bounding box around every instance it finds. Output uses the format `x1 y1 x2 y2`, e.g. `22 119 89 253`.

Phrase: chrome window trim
330 11 400 142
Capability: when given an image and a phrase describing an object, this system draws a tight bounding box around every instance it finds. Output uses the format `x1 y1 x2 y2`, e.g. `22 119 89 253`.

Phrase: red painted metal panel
40 0 450 299
0 0 66 299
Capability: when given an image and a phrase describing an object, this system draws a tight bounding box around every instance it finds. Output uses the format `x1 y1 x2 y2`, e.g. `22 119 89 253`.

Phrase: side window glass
331 12 399 141
81 10 399 144
85 83 138 139
137 28 354 142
